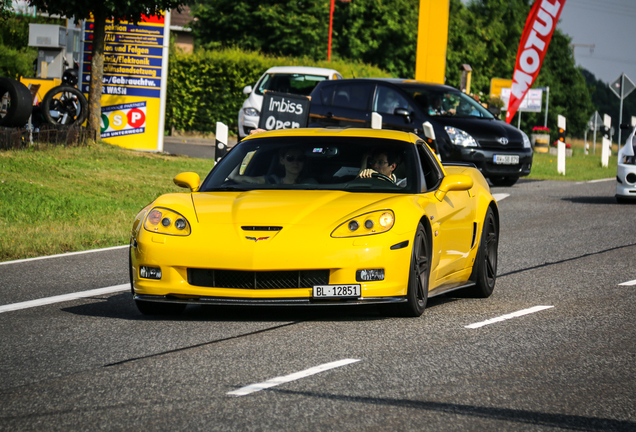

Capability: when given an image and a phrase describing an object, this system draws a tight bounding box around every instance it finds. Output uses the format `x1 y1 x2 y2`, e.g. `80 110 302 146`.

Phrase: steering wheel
371 172 394 183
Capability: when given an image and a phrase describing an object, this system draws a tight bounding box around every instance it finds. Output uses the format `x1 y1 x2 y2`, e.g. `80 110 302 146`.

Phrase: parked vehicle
309 78 533 186
238 66 342 139
616 126 636 203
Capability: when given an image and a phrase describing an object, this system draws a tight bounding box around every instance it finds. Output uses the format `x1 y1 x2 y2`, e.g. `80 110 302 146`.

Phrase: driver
358 147 406 186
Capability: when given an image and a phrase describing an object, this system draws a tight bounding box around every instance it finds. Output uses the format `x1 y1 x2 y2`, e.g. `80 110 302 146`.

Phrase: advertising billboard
82 13 170 151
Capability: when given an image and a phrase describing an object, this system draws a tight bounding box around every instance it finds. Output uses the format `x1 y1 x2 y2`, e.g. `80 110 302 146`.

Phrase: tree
193 0 330 60
332 0 419 78
27 0 187 134
192 0 419 78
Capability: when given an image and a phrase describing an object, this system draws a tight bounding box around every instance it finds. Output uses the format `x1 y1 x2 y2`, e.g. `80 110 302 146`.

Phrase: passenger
230 146 315 185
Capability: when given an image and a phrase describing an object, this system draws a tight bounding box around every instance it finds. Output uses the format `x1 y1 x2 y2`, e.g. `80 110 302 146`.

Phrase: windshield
200 136 419 194
400 85 494 119
256 73 329 96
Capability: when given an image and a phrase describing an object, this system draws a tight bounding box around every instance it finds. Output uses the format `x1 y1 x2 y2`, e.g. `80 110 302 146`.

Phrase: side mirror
434 174 473 201
173 172 201 192
243 85 253 96
394 108 411 123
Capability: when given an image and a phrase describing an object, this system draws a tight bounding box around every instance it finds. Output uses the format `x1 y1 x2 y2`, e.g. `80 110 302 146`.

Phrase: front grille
477 139 523 150
188 268 329 289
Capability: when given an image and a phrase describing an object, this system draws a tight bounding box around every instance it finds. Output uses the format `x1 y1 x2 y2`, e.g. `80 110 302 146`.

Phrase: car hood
192 190 396 229
435 117 524 149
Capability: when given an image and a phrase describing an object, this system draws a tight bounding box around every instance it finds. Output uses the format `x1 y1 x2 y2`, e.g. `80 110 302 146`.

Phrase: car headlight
331 210 395 238
520 130 532 148
143 207 191 236
243 107 259 117
444 126 477 147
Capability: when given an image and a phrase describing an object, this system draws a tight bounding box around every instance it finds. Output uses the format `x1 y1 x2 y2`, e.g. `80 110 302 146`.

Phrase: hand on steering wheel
358 168 394 183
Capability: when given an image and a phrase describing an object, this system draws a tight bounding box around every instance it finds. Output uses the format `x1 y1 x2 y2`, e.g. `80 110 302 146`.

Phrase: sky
557 0 636 86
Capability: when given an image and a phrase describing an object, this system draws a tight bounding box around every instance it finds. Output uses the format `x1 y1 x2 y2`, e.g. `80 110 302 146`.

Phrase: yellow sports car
130 128 499 317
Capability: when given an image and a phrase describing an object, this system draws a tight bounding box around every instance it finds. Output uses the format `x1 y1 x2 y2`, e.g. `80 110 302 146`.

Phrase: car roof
264 66 342 76
242 127 420 143
318 77 458 92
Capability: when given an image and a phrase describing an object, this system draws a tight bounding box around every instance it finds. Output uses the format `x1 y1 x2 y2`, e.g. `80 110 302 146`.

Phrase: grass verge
0 138 621 262
0 141 212 262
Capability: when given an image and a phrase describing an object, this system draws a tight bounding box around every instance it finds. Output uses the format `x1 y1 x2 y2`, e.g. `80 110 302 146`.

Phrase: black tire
489 176 519 187
0 77 33 127
135 299 186 316
41 85 88 126
467 207 498 298
385 224 429 317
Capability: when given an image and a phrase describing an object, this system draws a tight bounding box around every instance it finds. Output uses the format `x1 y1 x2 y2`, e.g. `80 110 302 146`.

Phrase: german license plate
493 155 519 165
313 284 361 298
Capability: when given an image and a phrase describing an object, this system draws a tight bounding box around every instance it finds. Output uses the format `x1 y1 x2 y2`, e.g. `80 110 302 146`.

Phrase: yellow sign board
490 78 513 99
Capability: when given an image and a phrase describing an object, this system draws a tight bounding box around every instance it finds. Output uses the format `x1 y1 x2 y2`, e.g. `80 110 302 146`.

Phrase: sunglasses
285 155 305 162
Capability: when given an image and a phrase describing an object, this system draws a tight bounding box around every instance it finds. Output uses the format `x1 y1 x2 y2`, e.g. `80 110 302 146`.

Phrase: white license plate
493 155 520 165
313 284 361 298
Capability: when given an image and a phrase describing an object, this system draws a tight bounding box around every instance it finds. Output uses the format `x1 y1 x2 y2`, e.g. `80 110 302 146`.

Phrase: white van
238 66 342 138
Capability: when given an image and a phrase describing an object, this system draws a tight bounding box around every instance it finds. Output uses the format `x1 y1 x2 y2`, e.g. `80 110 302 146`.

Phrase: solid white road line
492 193 510 202
227 359 361 396
619 279 636 286
0 284 129 314
465 305 554 329
0 245 129 266
587 178 615 183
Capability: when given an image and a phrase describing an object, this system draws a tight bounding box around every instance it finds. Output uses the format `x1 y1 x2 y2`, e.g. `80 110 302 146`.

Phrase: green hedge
165 48 392 136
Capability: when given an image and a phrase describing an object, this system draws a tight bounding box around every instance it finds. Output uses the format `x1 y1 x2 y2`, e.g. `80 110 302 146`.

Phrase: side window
416 142 442 192
374 86 411 115
319 85 335 106
331 83 372 110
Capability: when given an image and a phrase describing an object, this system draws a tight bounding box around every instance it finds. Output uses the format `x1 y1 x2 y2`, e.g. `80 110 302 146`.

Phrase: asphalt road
1 178 635 431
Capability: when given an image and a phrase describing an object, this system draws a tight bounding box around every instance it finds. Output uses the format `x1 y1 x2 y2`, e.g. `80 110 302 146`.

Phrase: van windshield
399 85 494 119
256 73 329 96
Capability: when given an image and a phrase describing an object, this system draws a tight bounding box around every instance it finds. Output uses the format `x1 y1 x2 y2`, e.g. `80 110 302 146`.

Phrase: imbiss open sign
258 91 310 131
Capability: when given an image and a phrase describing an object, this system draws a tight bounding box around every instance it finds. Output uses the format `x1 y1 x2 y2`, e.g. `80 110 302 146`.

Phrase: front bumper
616 164 636 198
134 293 407 306
131 228 414 304
454 147 533 178
238 112 260 138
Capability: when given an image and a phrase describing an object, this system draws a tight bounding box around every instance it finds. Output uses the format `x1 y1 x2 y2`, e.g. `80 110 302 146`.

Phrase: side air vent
241 226 283 231
471 222 478 248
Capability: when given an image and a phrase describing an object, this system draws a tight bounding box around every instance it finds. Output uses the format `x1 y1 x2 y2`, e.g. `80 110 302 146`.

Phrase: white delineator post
215 121 228 164
557 114 566 175
602 114 611 168
371 112 382 129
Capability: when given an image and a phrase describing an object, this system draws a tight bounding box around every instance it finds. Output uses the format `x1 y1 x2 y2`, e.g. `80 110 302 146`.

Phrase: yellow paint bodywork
130 128 496 304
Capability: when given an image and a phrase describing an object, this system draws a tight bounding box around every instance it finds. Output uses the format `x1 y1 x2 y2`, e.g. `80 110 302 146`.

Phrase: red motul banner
505 0 566 124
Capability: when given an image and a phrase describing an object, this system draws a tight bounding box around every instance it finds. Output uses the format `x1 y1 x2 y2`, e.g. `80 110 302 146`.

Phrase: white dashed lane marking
227 359 361 396
0 284 129 314
465 306 554 329
492 193 510 202
0 245 128 266
619 279 636 286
